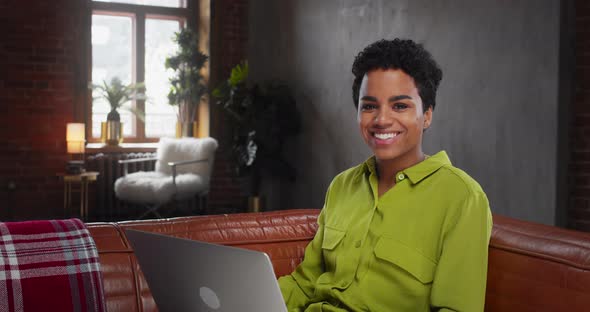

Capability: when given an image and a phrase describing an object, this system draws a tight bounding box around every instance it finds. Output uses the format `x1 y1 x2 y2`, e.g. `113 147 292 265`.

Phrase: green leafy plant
92 77 145 121
213 61 301 196
165 28 208 130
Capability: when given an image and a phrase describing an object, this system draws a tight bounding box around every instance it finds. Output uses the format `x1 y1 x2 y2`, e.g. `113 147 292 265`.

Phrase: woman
278 39 493 311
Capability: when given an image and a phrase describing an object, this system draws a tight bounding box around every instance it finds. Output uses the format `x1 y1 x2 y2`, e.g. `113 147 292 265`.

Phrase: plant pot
175 121 198 138
101 121 123 146
106 109 120 122
247 195 264 213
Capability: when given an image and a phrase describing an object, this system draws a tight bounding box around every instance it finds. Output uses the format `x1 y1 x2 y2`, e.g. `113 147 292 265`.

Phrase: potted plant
165 27 208 137
92 77 145 145
213 61 301 211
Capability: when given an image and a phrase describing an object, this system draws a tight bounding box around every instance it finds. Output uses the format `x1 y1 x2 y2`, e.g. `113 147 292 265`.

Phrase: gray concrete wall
248 0 561 225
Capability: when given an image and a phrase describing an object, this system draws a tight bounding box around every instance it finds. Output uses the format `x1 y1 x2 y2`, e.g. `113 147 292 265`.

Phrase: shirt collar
363 151 451 185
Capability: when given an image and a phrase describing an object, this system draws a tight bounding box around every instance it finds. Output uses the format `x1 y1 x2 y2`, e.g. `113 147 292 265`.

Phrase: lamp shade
66 123 85 141
66 123 85 154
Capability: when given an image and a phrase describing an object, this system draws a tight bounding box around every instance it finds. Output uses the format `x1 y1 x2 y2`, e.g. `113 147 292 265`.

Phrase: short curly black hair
352 39 443 112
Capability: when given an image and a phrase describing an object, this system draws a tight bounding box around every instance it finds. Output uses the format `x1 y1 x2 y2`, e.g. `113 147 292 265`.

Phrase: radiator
86 152 156 220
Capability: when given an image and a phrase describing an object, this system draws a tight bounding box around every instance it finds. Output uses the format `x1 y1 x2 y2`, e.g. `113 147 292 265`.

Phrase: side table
57 171 99 220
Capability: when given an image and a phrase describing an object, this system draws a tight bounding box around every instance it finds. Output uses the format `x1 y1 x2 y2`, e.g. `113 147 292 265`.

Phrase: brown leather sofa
88 209 590 312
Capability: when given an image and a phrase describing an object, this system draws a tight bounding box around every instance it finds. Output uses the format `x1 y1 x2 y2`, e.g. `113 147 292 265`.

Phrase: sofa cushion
90 209 319 312
0 218 106 312
486 215 590 311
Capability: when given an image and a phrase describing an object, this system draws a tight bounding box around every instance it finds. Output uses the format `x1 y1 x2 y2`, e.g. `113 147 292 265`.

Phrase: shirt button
355 240 361 248
398 173 405 181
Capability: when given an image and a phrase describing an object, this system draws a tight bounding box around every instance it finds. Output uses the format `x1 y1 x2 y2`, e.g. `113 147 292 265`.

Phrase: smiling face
358 69 432 171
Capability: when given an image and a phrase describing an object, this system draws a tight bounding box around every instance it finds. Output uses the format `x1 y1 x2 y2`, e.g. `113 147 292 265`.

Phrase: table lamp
66 123 86 174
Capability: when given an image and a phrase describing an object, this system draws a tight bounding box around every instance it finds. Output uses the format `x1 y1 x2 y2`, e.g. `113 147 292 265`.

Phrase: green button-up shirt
279 151 493 311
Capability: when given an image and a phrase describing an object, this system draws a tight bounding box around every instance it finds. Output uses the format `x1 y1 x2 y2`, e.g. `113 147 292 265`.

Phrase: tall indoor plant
165 27 208 137
92 77 145 145
213 61 301 210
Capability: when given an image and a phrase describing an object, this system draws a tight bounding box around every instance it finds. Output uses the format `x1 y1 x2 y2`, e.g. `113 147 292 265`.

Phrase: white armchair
114 137 218 218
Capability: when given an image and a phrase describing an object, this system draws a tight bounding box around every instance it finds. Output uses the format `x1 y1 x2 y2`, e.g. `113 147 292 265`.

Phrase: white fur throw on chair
114 137 218 205
155 137 218 179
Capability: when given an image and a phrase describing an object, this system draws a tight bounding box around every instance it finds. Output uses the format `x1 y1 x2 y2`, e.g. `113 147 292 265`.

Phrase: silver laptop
125 229 288 312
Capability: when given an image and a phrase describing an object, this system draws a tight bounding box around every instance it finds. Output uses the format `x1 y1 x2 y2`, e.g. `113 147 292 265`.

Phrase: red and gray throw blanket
0 218 106 312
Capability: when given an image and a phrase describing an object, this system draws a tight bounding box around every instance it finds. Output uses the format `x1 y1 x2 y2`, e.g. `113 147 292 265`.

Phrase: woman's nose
374 109 393 126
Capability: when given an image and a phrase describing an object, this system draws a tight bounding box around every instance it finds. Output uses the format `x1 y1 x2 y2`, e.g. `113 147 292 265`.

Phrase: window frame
87 0 198 143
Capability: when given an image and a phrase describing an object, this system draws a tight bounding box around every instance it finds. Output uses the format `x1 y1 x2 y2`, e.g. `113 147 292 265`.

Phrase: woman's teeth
374 132 398 140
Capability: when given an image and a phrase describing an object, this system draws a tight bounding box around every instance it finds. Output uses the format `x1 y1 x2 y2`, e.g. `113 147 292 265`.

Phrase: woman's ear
423 107 433 130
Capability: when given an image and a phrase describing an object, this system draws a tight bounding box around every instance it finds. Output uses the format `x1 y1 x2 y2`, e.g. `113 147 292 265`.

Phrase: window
89 0 196 142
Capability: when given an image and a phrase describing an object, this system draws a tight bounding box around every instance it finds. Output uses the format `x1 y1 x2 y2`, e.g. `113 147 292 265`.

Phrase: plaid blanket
0 218 106 312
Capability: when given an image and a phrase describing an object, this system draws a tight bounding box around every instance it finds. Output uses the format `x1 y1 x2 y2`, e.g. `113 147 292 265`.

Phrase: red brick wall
0 0 250 220
207 0 250 213
569 0 590 231
0 0 87 220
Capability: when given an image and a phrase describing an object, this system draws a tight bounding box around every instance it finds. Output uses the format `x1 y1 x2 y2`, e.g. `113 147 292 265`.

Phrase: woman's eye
393 103 408 110
361 103 377 110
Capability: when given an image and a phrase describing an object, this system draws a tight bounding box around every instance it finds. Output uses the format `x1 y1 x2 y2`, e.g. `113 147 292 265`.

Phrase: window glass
145 18 181 138
93 0 185 8
91 14 134 138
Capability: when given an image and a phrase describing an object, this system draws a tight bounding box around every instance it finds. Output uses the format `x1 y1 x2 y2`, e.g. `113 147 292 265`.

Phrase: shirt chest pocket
373 236 436 284
321 226 346 272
